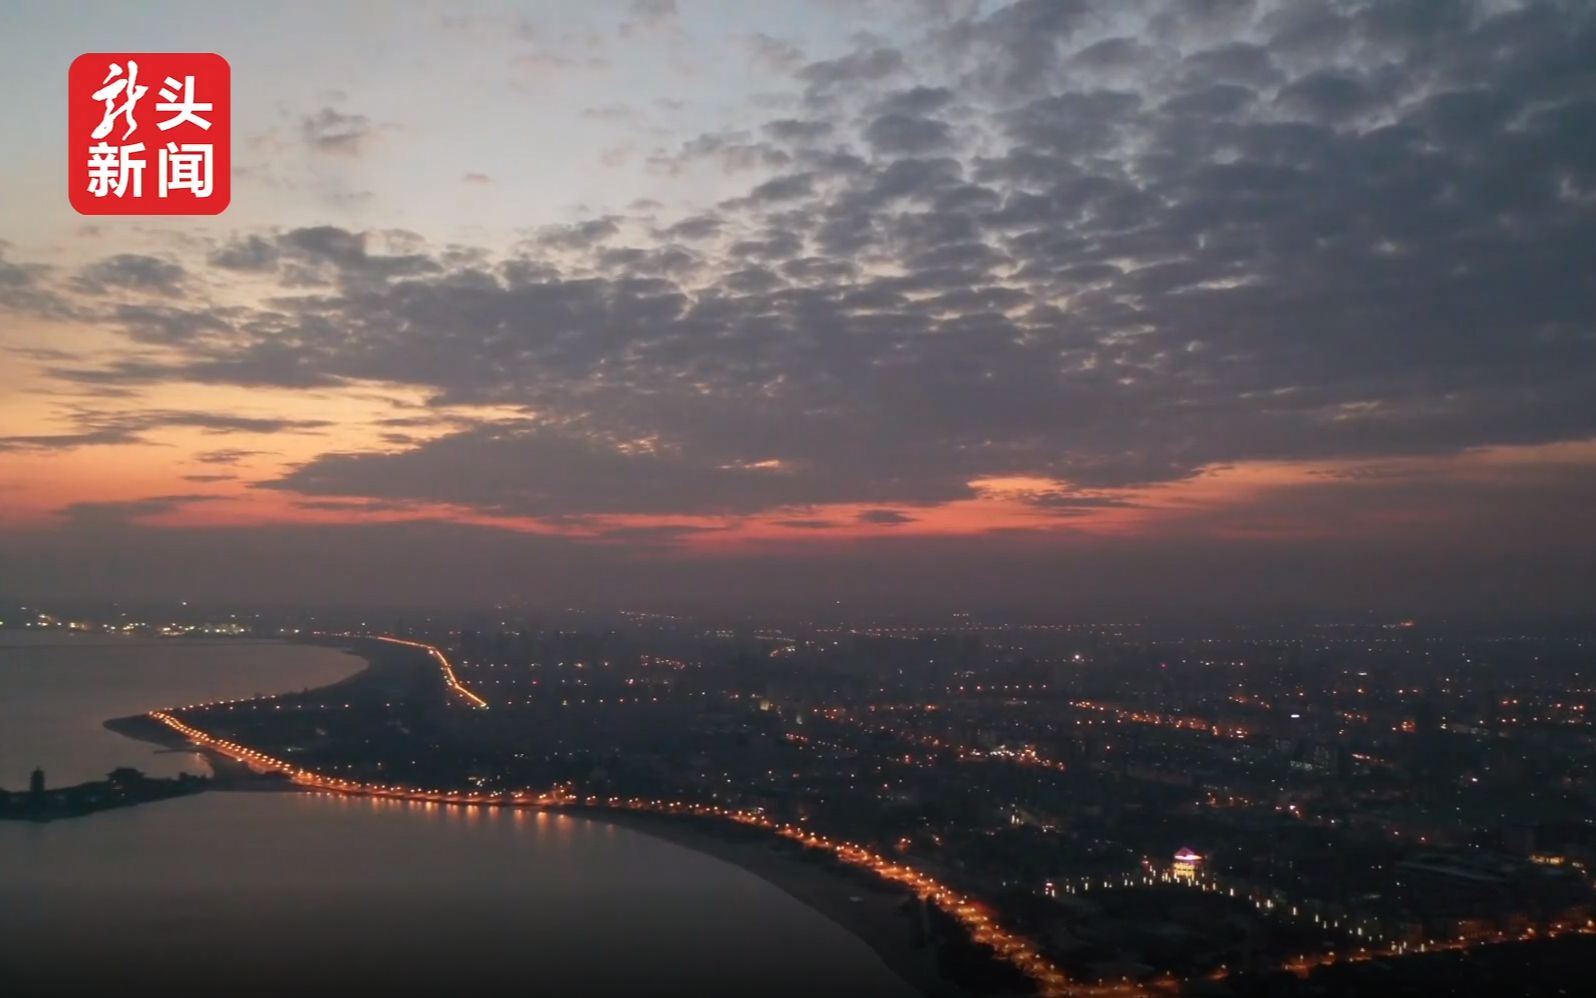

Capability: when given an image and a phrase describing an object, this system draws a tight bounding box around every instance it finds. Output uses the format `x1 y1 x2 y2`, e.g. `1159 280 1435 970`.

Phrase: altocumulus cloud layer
3 0 1596 612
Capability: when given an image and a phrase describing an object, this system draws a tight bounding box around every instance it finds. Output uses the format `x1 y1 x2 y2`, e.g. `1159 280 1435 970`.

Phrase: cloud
535 217 622 250
292 497 421 513
857 509 917 525
1018 491 1143 517
799 46 905 100
863 113 956 154
74 254 186 295
662 214 723 240
0 411 330 454
300 107 375 154
0 428 142 452
745 32 805 72
208 235 280 272
655 132 792 175
57 494 222 528
937 0 1094 96
10 0 1596 548
1069 37 1157 73
7 466 1593 616
262 420 971 517
198 226 438 291
620 0 677 36
873 86 956 117
764 118 834 144
1276 69 1376 122
0 246 78 319
746 172 816 201
194 449 268 465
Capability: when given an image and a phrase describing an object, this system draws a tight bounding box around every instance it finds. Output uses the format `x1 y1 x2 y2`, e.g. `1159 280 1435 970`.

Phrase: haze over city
1 0 1591 616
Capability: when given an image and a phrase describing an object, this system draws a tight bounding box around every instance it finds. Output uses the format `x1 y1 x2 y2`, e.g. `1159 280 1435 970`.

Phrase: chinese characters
69 53 230 215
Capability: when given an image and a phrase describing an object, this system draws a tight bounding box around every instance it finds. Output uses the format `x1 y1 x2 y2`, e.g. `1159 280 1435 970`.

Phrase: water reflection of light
145 699 1075 994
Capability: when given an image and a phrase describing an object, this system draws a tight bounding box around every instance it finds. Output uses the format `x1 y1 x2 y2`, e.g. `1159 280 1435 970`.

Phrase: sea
0 633 918 997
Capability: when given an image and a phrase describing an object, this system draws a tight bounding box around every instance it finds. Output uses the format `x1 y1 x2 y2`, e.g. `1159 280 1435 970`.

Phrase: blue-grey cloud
9 0 1595 529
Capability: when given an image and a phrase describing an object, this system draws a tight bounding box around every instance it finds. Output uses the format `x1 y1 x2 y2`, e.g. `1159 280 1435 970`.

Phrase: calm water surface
0 634 363 787
0 637 918 997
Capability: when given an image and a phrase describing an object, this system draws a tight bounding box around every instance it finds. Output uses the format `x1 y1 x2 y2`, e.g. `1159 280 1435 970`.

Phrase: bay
0 636 921 998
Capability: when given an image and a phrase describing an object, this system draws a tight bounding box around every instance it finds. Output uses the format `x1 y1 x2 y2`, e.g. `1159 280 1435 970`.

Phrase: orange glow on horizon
5 345 1595 557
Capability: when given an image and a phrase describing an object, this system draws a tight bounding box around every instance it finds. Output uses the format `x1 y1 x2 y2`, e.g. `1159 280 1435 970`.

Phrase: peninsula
0 766 206 822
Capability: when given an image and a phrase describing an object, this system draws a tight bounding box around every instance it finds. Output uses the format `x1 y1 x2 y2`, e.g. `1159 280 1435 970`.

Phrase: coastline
101 636 399 785
104 713 290 786
567 807 967 998
108 713 967 997
101 636 975 998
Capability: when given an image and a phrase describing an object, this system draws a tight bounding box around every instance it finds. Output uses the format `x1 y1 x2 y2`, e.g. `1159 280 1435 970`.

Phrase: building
1173 847 1202 881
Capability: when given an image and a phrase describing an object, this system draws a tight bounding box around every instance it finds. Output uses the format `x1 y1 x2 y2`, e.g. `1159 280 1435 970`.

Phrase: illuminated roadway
148 634 1590 995
370 634 490 709
147 708 1119 995
142 634 1115 996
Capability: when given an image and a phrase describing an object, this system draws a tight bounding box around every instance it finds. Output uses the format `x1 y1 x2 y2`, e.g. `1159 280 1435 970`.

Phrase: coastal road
369 635 490 709
141 634 1149 998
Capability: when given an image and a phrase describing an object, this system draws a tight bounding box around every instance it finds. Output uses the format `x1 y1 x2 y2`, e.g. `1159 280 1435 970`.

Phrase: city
11 605 1592 996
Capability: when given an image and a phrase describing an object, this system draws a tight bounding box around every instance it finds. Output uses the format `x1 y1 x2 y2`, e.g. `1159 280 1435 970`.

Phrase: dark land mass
102 634 434 787
102 713 292 787
1223 933 1596 996
0 767 206 822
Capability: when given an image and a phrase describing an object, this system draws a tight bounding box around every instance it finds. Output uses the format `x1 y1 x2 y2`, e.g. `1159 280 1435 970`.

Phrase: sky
1 0 1594 617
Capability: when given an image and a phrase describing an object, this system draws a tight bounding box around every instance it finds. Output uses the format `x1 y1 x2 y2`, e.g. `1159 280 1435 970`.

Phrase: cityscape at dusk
2 1 1595 996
